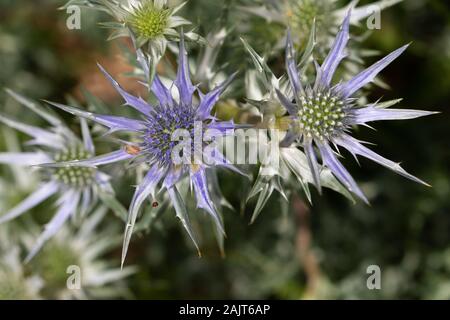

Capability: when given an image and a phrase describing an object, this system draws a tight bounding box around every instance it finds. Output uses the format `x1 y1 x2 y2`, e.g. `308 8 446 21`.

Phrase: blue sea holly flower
42 36 242 265
0 90 127 262
241 30 353 222
276 11 436 203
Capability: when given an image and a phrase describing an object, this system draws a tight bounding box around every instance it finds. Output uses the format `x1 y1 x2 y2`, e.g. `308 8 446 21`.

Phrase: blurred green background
0 0 449 299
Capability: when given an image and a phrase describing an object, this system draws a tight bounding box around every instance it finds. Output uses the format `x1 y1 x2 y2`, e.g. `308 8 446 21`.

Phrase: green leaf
81 89 109 113
168 187 201 257
107 28 130 41
247 167 280 224
5 89 62 127
133 199 168 233
98 190 128 222
280 149 312 203
212 212 226 258
250 181 273 224
240 37 277 91
281 148 354 203
375 98 403 109
320 169 355 203
98 21 125 30
298 19 316 68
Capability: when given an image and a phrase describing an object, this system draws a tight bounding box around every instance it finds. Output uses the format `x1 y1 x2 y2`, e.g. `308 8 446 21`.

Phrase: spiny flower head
27 208 136 299
141 102 199 166
293 89 346 140
127 0 170 40
0 91 127 262
0 228 43 299
53 145 96 188
44 35 243 265
286 0 333 47
240 0 404 78
277 11 436 202
71 0 198 45
242 32 354 221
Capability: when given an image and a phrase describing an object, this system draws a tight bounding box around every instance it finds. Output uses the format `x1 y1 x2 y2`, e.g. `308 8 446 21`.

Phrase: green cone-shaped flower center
296 92 346 140
53 146 95 188
129 4 169 39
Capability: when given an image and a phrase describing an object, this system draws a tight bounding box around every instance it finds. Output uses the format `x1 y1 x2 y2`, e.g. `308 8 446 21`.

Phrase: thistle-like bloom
26 207 136 299
241 0 403 52
43 36 241 265
0 91 125 261
240 0 403 91
65 0 198 46
0 227 43 299
242 31 352 221
277 11 436 202
125 0 187 43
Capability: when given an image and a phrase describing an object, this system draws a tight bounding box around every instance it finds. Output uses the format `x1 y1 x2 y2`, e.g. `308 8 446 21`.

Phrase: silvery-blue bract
43 36 243 265
277 11 436 202
0 91 123 261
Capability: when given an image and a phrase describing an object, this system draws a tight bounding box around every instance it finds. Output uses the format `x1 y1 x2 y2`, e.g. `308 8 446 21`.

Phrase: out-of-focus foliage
0 0 449 299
